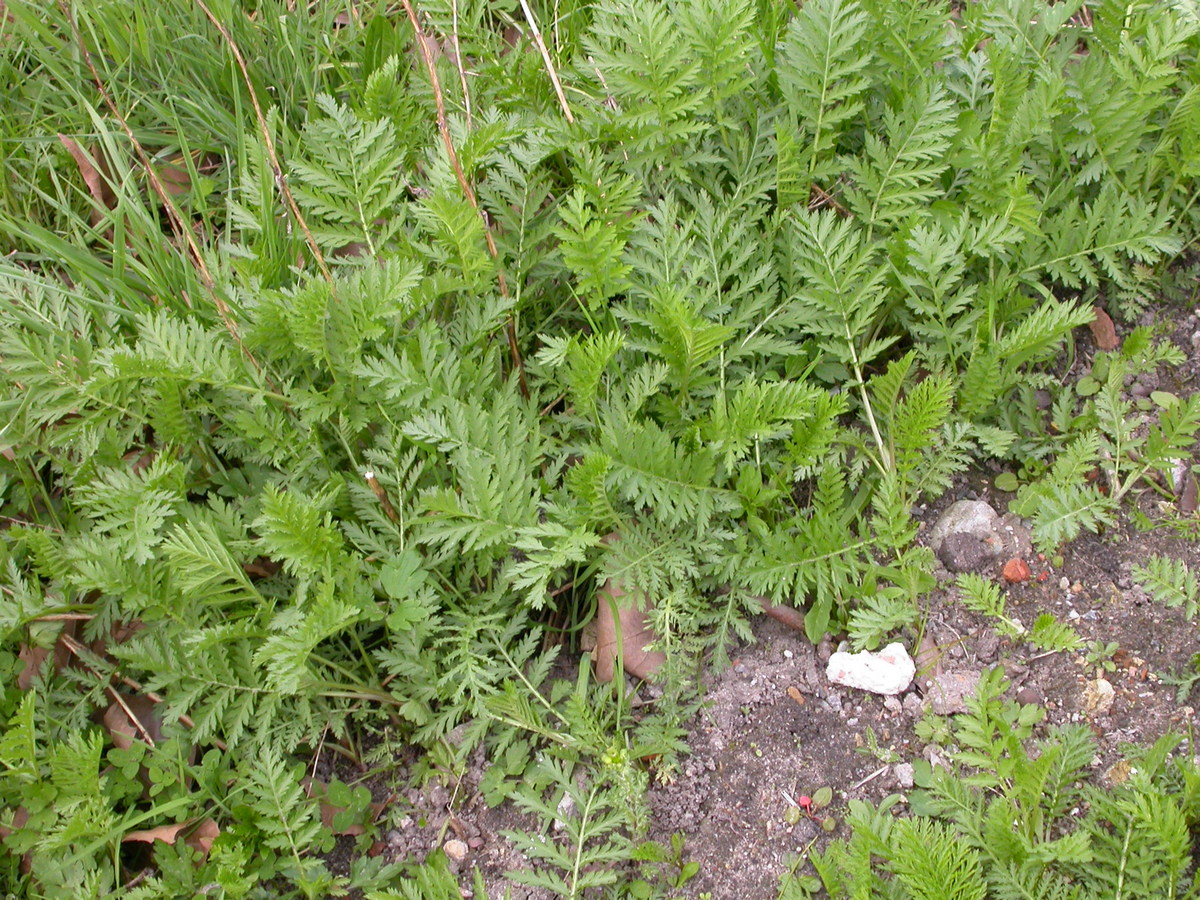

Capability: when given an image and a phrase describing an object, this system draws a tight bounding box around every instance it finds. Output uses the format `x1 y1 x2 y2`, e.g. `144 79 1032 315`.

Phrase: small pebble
1016 686 1043 705
816 638 835 665
783 649 793 659
443 839 468 862
1060 576 1071 590
894 763 915 789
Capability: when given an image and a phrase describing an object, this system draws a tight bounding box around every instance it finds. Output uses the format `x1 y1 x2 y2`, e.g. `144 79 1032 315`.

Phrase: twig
518 0 574 124
59 633 229 751
191 0 335 291
809 182 850 217
757 597 807 632
399 0 528 397
850 764 889 791
398 0 497 263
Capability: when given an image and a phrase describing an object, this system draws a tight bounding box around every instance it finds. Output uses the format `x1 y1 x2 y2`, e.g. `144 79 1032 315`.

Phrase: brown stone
1002 557 1031 583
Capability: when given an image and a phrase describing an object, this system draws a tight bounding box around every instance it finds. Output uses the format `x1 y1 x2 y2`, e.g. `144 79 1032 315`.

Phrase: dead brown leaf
184 818 220 857
124 817 218 859
151 150 220 201
103 693 164 750
593 575 666 683
0 807 32 875
17 620 77 691
0 806 29 841
1088 305 1119 351
57 134 118 226
1180 472 1198 515
319 800 367 836
123 821 192 845
913 632 943 687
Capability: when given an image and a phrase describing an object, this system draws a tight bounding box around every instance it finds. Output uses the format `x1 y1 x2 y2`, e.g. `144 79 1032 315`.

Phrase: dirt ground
339 303 1200 899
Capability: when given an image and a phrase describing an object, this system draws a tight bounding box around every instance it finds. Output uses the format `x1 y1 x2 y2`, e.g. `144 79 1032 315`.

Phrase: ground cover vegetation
1 0 1199 895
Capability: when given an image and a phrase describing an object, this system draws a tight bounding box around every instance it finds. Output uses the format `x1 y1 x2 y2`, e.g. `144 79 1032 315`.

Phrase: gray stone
975 628 1001 664
923 670 982 714
938 532 993 572
894 763 915 789
929 500 1000 555
902 692 924 716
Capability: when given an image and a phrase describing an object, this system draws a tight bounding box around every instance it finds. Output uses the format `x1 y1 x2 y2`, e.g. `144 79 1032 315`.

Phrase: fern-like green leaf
777 0 872 185
846 82 957 228
1131 555 1200 620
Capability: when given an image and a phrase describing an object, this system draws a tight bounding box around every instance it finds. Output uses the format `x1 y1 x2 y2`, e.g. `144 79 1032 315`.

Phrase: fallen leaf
243 557 282 579
103 693 164 750
1180 472 1198 515
123 821 192 845
593 574 666 683
913 632 943 685
124 817 219 861
0 807 32 875
57 134 118 226
17 619 77 691
0 806 29 841
319 800 366 836
591 533 667 683
151 150 219 200
183 818 219 858
1088 305 1119 351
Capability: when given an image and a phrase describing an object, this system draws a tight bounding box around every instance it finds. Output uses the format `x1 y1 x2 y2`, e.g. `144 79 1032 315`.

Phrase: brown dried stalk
398 0 529 397
518 0 574 124
57 0 260 370
191 0 335 290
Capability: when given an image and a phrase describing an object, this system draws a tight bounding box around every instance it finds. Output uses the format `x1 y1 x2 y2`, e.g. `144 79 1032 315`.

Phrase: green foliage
809 677 1200 900
1132 554 1200 620
1013 334 1200 551
1132 555 1200 699
1 0 1200 894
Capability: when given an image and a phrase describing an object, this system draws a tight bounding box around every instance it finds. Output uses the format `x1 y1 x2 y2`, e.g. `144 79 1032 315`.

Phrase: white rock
826 642 915 696
894 762 915 789
443 838 468 862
